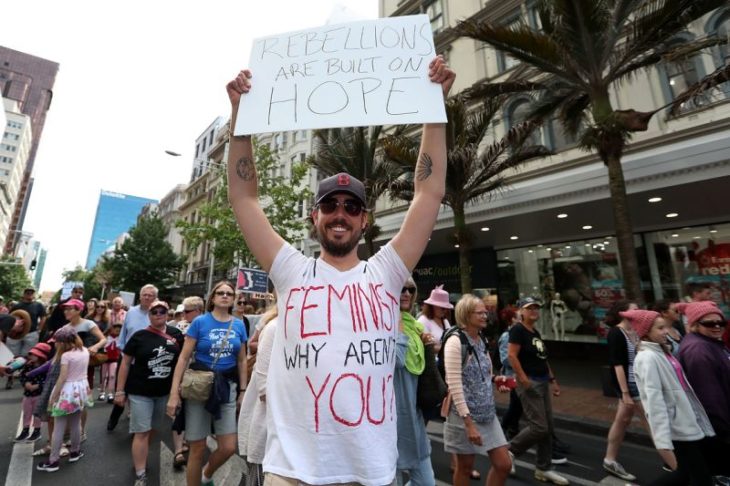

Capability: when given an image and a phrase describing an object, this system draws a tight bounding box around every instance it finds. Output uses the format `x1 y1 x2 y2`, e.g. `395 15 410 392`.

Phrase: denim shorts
128 394 168 433
185 385 237 441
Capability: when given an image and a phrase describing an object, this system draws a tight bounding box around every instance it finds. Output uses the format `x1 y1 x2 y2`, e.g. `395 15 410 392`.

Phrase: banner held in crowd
234 15 446 135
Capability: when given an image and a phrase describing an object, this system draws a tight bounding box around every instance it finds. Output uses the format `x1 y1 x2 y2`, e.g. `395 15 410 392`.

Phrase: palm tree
455 0 727 301
383 98 551 293
309 126 402 256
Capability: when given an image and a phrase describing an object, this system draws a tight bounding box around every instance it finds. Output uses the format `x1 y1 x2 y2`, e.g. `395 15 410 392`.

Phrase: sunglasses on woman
697 319 726 329
401 287 416 294
317 198 365 217
215 290 235 297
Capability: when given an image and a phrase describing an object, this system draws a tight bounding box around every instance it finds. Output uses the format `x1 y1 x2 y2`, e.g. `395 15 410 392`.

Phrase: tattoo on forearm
235 157 256 181
416 152 433 181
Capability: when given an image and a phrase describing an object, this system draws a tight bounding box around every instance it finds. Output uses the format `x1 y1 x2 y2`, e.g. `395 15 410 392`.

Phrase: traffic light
30 259 37 270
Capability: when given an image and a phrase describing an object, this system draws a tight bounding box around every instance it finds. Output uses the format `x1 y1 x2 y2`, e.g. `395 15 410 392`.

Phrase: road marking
206 436 247 486
161 436 245 486
4 412 32 486
160 441 187 486
428 432 599 486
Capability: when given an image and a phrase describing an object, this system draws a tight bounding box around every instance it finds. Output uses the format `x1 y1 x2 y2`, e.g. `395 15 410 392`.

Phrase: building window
497 11 523 73
425 0 444 33
658 34 708 113
505 98 542 146
705 9 730 96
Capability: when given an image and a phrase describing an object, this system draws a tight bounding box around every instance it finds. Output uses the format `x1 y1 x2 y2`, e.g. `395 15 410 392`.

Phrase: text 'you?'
235 15 447 135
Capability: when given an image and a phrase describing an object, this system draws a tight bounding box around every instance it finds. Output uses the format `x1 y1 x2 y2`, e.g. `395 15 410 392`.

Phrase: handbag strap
146 325 180 349
210 318 235 370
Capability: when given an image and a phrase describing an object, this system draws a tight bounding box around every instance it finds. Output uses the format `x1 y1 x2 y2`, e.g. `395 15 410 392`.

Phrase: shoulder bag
180 318 234 401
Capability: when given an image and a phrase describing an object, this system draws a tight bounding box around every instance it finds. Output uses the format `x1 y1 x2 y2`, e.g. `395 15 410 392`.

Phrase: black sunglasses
317 199 365 217
401 287 416 294
183 308 196 313
697 319 726 329
150 309 168 316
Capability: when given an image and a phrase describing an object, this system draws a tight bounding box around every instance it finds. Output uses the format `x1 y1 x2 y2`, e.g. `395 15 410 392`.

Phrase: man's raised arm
391 56 455 271
226 69 285 272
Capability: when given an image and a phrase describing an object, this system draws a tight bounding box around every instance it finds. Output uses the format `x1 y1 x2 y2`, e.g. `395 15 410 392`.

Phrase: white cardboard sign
234 15 446 135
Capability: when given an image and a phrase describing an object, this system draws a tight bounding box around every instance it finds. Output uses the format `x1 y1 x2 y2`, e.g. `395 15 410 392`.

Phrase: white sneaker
59 446 70 457
535 469 569 485
508 451 516 475
603 460 637 481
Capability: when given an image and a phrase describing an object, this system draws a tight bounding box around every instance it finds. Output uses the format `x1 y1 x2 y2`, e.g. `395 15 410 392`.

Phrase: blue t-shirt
187 313 247 370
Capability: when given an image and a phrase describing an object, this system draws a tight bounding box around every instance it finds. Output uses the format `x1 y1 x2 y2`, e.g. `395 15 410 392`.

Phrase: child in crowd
37 326 91 473
99 322 121 402
624 309 716 486
15 343 52 442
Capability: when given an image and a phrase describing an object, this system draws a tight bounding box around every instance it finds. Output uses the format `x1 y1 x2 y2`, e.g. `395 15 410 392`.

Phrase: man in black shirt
507 298 568 485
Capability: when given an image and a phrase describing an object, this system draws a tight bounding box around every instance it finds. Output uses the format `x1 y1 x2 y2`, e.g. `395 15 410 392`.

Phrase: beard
316 218 362 257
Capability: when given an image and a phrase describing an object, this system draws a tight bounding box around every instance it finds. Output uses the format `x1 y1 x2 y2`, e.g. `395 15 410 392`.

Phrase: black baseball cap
315 173 366 206
517 297 542 309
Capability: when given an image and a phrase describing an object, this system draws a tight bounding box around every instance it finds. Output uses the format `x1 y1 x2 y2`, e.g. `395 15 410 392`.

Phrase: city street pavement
0 385 667 486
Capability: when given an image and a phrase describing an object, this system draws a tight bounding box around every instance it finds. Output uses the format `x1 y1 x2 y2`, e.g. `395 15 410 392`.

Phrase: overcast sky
1 0 378 292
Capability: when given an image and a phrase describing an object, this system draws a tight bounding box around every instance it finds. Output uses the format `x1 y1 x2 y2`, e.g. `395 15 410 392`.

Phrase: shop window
497 237 627 343
645 224 730 314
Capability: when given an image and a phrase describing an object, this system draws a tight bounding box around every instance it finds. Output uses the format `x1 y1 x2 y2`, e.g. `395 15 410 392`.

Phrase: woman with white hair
443 294 512 486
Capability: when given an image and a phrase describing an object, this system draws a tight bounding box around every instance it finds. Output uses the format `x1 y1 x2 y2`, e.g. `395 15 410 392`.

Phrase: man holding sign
225 41 453 486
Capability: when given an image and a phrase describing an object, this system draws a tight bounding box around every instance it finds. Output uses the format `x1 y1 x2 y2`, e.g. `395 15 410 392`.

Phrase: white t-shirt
265 242 409 485
417 315 451 343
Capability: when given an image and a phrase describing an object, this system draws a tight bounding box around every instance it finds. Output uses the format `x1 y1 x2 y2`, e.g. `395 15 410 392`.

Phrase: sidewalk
495 358 653 446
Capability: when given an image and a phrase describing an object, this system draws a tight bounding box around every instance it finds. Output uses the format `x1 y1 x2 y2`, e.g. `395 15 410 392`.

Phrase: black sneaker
37 460 60 472
26 429 42 442
68 451 84 463
14 427 30 442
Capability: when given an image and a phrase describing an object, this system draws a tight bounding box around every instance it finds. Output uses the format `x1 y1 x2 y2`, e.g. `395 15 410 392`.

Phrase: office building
0 47 59 254
85 190 157 268
0 97 32 250
32 247 47 290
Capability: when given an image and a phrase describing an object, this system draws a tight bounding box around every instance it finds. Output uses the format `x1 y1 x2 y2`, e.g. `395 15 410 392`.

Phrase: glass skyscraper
85 190 157 268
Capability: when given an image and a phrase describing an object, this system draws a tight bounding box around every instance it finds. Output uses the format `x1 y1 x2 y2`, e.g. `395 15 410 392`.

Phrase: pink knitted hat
620 309 660 339
675 301 725 327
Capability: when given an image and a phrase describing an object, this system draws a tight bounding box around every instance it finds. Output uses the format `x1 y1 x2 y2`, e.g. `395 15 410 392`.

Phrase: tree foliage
177 141 311 270
60 259 114 300
455 0 727 300
107 216 183 294
0 256 32 301
384 98 550 292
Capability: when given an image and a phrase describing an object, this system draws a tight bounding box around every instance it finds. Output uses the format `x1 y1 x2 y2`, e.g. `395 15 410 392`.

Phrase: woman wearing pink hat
418 285 454 354
677 301 730 478
626 309 715 486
